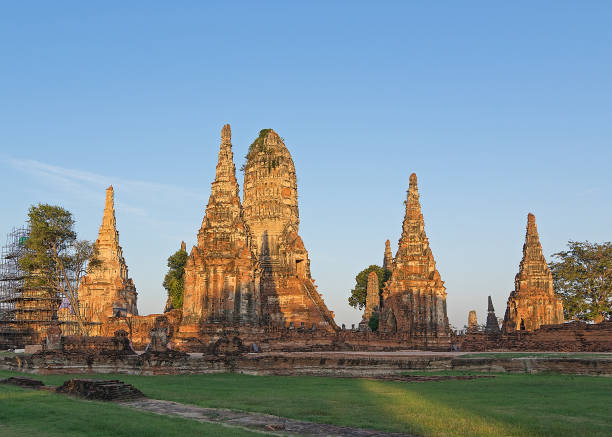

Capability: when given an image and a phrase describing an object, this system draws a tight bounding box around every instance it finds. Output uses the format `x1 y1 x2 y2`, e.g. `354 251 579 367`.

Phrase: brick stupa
79 186 138 321
242 129 337 330
502 213 564 332
359 271 380 330
379 173 449 339
467 310 478 332
181 124 260 327
383 239 393 271
485 296 500 334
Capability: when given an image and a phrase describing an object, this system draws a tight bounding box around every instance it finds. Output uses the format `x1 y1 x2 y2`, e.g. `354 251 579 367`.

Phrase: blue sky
1 2 611 328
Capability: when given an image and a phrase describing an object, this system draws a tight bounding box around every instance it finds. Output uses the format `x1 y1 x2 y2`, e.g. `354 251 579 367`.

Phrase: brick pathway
121 398 416 437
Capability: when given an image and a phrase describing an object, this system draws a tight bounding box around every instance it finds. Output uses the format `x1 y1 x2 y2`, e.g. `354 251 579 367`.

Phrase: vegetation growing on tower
348 265 391 310
242 128 281 171
163 247 188 310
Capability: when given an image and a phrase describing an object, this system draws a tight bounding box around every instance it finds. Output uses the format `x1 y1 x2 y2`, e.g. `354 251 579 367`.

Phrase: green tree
19 204 100 334
163 247 188 310
347 265 391 309
368 312 380 332
549 241 612 323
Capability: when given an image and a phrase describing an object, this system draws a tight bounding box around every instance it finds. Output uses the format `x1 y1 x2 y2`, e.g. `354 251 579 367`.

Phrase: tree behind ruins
549 241 612 323
19 204 100 334
163 245 188 310
348 265 391 309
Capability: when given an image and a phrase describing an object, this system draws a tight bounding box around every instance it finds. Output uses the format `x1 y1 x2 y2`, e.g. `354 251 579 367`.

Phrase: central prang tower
242 129 337 330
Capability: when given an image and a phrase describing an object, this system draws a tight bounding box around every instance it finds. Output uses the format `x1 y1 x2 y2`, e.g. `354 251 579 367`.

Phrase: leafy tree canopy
163 247 188 310
19 204 99 333
549 241 612 323
368 312 380 332
348 265 391 310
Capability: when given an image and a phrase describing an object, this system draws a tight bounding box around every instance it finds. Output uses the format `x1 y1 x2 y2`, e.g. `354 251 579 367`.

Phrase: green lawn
0 383 259 437
1 370 611 436
458 352 612 359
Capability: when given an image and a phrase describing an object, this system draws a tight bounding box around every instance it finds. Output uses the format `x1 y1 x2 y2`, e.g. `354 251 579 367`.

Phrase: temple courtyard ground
1 364 611 436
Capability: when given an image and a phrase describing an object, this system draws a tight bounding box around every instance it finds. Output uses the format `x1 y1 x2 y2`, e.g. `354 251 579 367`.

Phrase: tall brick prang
363 271 380 322
181 124 260 326
468 310 478 332
502 213 564 332
383 239 393 272
485 296 500 334
242 129 337 330
379 173 449 339
78 187 138 321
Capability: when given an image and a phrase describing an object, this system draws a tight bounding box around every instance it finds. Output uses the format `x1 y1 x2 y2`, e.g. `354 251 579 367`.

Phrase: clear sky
1 2 611 329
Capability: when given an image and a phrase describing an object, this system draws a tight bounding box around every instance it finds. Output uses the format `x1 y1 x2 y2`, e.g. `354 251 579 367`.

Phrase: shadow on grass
0 383 259 437
358 373 612 436
1 370 611 436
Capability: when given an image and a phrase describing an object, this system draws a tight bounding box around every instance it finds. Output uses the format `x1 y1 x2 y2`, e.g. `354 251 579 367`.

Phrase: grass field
0 383 259 436
1 370 611 436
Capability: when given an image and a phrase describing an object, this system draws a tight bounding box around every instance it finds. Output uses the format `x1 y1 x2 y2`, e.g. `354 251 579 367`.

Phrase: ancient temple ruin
485 296 500 334
383 239 393 272
78 187 138 322
181 124 260 328
359 271 380 330
242 129 336 330
0 227 59 347
379 173 450 340
467 310 478 332
502 213 564 332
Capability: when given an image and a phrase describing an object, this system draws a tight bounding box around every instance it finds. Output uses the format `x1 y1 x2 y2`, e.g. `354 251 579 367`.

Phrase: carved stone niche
45 320 63 351
112 329 133 354
148 316 173 353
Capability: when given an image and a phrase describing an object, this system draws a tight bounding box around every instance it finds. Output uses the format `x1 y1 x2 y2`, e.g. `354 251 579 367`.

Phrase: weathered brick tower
502 213 564 332
379 173 450 341
242 129 337 330
359 271 380 330
181 124 260 326
383 239 393 272
79 186 138 321
485 296 501 334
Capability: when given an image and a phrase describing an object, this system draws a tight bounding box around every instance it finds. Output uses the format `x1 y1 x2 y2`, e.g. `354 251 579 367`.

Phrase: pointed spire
379 171 448 335
383 239 393 271
197 124 250 250
517 213 549 287
525 213 541 251
485 295 500 333
87 186 133 291
98 185 120 247
502 213 564 332
404 173 422 222
221 123 231 144
101 186 116 230
396 172 432 264
180 241 186 252
211 123 240 199
105 185 114 209
79 186 137 319
363 271 380 321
